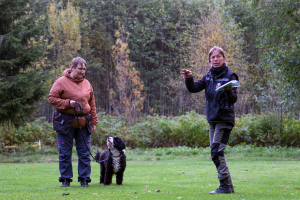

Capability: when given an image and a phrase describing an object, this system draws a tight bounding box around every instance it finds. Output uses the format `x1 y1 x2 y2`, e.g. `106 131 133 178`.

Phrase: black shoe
209 178 233 194
209 188 232 194
61 180 70 187
80 179 89 187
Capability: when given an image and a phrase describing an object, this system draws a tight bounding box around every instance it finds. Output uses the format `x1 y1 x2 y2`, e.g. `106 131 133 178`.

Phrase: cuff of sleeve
64 99 71 108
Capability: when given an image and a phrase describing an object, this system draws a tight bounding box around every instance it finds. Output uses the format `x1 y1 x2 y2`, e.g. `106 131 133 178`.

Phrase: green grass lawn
1 155 299 200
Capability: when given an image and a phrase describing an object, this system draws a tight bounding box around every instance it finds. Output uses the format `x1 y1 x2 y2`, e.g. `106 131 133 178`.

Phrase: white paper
215 80 240 92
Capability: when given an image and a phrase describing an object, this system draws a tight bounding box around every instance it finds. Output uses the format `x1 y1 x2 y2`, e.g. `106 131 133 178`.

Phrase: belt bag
53 110 92 134
53 111 75 134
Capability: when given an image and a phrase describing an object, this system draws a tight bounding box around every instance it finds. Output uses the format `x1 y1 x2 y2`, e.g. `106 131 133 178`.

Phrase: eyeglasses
210 55 223 60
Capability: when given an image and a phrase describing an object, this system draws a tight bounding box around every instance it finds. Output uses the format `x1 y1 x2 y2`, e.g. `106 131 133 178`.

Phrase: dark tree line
1 0 300 128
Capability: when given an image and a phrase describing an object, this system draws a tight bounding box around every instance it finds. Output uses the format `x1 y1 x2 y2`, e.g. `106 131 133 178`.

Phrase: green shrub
281 118 300 147
2 112 300 150
0 117 56 150
91 113 135 148
130 111 209 148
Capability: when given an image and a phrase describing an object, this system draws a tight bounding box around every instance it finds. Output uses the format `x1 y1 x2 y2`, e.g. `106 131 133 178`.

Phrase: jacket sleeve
89 85 98 125
225 74 238 104
185 75 206 93
48 80 71 110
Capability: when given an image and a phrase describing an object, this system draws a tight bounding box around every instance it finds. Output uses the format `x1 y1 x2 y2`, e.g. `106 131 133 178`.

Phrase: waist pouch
53 110 92 134
53 110 75 134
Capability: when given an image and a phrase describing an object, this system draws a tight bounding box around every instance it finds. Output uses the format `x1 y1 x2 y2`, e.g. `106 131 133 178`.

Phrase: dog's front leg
100 163 105 184
116 171 124 185
104 167 113 185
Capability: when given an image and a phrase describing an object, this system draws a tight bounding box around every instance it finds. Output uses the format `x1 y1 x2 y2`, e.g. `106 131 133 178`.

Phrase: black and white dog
95 136 126 185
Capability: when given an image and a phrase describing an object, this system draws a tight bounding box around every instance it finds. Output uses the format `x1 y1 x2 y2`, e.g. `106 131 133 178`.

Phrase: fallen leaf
156 190 161 192
295 187 300 190
62 193 69 196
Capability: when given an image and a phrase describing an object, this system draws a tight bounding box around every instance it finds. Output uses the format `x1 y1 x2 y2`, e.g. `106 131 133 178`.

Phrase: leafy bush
131 111 209 148
0 117 56 150
91 113 135 148
2 112 300 150
230 113 300 147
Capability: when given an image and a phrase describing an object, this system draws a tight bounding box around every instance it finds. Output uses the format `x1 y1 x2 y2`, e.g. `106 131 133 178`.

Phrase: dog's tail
94 150 101 163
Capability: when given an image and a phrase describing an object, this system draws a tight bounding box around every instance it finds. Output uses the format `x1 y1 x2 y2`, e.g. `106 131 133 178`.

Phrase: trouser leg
209 123 233 193
74 127 91 182
57 129 75 182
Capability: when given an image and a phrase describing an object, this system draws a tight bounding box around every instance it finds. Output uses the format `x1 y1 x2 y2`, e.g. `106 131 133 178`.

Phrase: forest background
1 0 300 149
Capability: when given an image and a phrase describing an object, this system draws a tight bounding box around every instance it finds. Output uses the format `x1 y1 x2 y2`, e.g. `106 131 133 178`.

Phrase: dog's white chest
112 157 121 173
111 149 121 173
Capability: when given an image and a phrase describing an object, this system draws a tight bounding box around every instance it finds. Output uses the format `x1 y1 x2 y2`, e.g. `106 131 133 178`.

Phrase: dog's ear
114 136 126 151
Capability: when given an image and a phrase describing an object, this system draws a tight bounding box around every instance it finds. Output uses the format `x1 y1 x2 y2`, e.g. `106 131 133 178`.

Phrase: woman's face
71 64 86 79
210 50 225 68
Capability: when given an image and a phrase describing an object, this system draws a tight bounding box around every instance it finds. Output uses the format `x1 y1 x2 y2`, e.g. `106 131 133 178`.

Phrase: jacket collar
209 63 228 78
63 69 85 83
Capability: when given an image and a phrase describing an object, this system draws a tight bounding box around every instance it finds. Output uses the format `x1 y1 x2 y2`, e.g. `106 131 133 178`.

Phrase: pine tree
0 0 48 127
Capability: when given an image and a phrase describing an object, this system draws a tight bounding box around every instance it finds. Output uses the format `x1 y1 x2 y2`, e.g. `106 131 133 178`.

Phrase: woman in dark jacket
181 46 238 194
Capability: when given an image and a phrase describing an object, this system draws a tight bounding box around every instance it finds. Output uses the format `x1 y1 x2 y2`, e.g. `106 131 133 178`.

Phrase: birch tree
110 26 145 126
171 6 249 115
48 1 81 77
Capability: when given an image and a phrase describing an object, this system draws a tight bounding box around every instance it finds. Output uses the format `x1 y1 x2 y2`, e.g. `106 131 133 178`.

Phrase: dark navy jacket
185 64 238 126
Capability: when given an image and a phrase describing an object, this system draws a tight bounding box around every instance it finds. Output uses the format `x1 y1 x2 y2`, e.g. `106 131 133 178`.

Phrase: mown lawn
0 155 299 200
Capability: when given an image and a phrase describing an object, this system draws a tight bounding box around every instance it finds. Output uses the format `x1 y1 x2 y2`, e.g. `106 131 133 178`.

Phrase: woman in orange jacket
48 57 98 187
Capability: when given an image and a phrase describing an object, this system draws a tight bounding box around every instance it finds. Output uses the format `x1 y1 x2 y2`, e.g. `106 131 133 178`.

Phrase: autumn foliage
110 26 145 126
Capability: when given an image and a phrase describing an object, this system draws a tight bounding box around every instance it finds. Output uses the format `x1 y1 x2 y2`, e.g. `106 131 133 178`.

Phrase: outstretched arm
181 69 206 93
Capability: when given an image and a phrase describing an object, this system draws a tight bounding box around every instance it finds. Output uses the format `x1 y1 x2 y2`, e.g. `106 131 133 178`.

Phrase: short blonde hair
71 57 87 68
208 46 225 63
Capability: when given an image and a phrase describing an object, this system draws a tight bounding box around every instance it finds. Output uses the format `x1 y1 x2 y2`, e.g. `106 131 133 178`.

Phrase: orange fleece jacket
48 69 98 128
